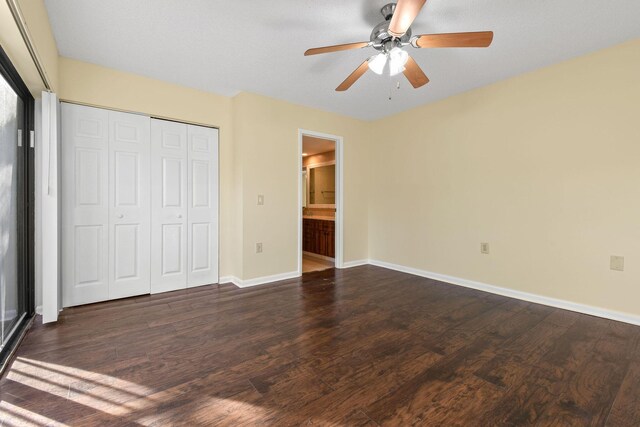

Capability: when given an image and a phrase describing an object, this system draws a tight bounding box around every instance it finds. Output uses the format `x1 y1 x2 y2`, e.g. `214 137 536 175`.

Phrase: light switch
256 243 263 253
610 255 624 272
480 242 490 254
257 195 264 205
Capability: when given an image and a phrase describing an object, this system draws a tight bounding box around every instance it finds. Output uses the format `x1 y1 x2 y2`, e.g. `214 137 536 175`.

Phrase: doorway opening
298 130 343 274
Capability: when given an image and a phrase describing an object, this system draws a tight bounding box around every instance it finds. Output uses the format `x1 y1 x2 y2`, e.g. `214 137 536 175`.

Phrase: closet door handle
116 214 124 219
177 214 183 218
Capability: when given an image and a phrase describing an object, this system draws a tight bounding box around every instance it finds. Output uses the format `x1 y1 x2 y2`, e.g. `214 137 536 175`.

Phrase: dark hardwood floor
1 265 639 426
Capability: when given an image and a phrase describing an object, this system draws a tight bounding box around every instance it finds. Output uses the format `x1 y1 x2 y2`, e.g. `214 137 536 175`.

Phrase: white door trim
38 92 60 323
297 129 344 275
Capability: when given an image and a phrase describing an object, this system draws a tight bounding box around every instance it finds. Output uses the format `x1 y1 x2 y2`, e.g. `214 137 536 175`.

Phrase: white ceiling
44 0 640 120
303 136 335 156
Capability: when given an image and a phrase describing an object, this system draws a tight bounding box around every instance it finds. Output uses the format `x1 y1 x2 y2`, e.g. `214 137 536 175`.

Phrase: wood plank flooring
302 254 334 273
1 265 639 426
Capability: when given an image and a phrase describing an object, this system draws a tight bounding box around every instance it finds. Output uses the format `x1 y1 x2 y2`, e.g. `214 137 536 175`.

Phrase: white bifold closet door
62 105 218 307
150 120 187 293
186 124 219 287
62 103 151 307
151 119 218 292
109 111 151 299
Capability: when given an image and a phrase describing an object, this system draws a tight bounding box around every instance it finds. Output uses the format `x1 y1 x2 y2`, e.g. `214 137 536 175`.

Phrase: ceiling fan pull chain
388 78 402 101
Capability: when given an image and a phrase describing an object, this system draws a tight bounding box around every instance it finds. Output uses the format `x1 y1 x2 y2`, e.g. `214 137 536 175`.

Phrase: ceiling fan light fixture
388 47 409 76
389 62 405 76
368 53 388 75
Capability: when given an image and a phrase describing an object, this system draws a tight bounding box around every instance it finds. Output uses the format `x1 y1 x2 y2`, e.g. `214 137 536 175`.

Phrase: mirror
307 162 335 207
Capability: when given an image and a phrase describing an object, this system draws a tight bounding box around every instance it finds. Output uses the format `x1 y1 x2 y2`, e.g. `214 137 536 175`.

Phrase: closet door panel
151 119 188 293
187 125 218 287
108 111 151 299
62 103 109 306
191 223 211 271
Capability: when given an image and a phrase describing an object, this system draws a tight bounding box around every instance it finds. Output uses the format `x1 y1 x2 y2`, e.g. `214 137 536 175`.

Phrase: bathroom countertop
303 216 335 221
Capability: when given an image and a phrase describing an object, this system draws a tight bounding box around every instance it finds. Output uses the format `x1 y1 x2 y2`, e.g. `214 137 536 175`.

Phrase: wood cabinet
303 219 335 258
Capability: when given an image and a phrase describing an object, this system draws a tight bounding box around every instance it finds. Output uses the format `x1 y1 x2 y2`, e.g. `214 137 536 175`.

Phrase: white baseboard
217 259 640 326
218 276 239 286
220 271 300 288
368 259 640 326
220 259 367 288
341 259 369 269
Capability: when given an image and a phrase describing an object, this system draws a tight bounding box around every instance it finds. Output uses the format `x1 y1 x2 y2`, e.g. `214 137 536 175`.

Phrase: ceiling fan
304 0 494 91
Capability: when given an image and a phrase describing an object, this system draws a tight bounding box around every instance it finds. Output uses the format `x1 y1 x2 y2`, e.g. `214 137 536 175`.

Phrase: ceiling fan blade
336 60 369 91
413 31 494 48
388 0 427 38
403 56 429 88
304 42 369 56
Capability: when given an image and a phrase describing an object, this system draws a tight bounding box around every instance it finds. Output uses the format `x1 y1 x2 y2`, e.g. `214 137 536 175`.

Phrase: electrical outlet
480 242 490 254
257 195 264 205
610 255 624 271
256 243 263 253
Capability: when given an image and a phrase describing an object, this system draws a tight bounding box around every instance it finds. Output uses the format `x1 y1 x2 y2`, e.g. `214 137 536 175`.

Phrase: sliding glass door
0 71 23 343
0 46 34 367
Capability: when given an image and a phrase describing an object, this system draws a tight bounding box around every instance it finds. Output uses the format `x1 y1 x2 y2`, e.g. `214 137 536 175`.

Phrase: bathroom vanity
303 217 335 258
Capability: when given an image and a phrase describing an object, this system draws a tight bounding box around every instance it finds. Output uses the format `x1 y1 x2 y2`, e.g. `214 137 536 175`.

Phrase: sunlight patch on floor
6 357 155 417
0 401 65 427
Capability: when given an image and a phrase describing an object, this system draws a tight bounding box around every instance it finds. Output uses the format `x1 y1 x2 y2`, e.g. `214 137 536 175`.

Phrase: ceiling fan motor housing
380 3 396 20
371 3 412 52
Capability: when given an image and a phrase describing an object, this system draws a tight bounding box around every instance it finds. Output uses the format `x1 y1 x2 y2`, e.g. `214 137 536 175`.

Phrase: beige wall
233 92 369 280
369 39 640 316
